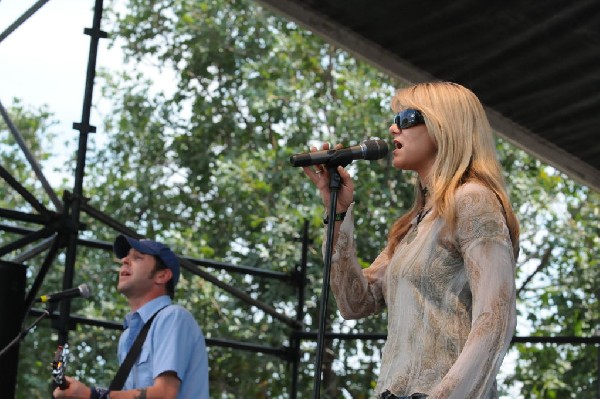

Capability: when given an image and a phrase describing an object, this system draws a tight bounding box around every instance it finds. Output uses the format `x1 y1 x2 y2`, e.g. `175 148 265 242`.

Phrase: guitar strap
108 305 169 391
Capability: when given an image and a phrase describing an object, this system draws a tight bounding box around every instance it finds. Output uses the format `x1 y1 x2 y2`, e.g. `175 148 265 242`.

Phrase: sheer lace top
327 182 517 398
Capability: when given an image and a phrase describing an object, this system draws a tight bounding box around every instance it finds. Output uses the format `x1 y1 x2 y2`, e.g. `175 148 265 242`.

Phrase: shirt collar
123 295 171 328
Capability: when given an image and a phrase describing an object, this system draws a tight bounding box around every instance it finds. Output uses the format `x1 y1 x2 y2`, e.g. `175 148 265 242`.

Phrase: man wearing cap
53 235 209 399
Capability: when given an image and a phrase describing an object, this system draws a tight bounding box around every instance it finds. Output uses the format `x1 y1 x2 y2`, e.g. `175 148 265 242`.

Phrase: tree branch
517 245 553 298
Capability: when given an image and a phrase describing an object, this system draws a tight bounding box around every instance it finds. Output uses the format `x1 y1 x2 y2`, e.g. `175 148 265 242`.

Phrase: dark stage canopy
258 0 600 192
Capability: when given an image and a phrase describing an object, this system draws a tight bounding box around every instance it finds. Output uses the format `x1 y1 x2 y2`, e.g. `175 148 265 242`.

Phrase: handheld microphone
289 139 388 167
36 283 92 303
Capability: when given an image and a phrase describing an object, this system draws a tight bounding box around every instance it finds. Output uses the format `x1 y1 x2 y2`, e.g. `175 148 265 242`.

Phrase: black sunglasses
393 109 425 129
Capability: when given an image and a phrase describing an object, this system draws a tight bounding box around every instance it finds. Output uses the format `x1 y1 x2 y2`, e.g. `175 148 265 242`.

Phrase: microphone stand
0 305 52 359
312 163 344 399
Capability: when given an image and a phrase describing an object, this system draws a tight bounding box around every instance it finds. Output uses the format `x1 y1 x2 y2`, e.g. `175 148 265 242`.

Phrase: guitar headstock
51 344 70 390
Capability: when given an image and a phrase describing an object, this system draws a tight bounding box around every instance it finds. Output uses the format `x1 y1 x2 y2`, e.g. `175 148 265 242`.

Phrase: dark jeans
379 390 428 399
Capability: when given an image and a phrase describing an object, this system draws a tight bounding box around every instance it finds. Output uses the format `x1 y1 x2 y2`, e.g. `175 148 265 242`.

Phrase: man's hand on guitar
52 376 92 399
52 345 92 399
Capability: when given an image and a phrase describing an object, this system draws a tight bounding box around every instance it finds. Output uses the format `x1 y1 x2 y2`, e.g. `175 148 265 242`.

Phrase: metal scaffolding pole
56 0 107 347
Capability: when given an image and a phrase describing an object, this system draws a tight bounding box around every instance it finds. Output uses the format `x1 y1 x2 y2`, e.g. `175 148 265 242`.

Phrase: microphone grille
362 139 389 160
78 283 92 298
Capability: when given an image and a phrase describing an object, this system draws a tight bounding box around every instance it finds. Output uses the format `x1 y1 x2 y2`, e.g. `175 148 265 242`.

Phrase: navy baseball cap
113 235 180 286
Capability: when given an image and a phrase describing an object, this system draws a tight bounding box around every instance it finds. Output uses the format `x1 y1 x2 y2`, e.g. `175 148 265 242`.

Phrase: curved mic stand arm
312 163 345 399
0 306 52 359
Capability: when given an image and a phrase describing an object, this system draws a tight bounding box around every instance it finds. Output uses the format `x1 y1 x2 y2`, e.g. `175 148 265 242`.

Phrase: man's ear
154 268 173 285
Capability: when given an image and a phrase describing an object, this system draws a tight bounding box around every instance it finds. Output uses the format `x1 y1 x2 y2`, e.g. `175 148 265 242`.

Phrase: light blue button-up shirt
118 295 209 398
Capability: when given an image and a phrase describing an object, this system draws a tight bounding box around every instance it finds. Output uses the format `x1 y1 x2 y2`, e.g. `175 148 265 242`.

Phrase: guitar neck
51 344 70 390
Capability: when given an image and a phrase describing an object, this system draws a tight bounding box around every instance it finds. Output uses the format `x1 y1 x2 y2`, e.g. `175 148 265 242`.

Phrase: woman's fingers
302 165 327 184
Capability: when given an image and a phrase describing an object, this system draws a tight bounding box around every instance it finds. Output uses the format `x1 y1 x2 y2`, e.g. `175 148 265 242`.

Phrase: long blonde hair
387 82 519 257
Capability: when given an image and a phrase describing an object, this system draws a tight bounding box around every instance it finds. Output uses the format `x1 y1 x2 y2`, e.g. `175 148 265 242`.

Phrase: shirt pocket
132 345 154 388
136 346 150 366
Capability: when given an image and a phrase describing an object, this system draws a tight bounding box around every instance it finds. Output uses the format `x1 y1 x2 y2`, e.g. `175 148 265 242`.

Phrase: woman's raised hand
302 143 355 214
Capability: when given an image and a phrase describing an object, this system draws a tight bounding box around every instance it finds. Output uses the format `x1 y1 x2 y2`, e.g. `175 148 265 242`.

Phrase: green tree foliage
0 100 59 210
498 142 599 398
2 0 598 398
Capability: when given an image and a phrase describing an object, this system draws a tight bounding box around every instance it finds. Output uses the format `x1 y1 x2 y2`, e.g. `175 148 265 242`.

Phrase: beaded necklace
405 185 431 244
415 207 432 225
